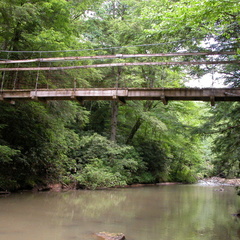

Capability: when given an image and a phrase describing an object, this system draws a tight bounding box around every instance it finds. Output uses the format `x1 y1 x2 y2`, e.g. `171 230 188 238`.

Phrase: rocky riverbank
198 177 240 186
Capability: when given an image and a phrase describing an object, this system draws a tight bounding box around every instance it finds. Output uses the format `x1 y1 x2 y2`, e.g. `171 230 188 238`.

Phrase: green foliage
1 0 236 191
141 0 240 43
0 145 19 163
173 166 198 184
122 100 204 183
202 102 240 178
0 144 20 190
135 139 169 182
0 0 73 51
60 132 144 189
76 163 126 190
72 133 145 189
0 101 89 191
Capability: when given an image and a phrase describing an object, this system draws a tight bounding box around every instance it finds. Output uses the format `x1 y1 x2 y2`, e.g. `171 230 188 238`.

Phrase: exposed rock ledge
96 232 125 240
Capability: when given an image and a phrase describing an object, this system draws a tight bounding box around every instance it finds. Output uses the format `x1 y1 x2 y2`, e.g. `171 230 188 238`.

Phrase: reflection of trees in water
104 186 240 240
18 186 240 240
53 189 128 219
160 186 240 240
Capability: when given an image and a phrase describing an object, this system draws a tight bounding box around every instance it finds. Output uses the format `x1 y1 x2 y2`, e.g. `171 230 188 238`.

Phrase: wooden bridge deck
1 88 240 105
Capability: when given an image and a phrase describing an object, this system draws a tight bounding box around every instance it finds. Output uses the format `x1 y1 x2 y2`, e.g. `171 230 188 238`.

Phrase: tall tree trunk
110 101 118 142
110 66 122 142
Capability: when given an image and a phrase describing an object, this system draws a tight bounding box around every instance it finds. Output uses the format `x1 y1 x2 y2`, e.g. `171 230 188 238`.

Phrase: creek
0 184 240 240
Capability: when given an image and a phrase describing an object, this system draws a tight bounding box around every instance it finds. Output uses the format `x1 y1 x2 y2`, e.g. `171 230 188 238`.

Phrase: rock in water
96 232 125 240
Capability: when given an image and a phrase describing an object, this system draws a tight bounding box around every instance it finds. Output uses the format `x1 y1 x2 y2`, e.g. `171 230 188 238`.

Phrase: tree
81 0 206 182
0 100 89 191
151 0 240 178
0 0 220 190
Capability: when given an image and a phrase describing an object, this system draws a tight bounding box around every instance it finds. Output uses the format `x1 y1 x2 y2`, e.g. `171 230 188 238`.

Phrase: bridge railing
0 51 97 90
0 71 114 90
0 50 239 91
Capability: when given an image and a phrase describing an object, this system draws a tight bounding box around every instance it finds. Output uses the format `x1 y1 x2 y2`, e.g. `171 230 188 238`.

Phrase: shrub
72 133 145 188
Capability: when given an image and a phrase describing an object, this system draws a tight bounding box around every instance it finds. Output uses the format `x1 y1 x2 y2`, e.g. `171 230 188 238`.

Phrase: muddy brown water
0 184 240 240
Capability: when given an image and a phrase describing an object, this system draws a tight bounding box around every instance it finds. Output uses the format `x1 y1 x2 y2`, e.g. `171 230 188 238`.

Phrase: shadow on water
0 185 240 240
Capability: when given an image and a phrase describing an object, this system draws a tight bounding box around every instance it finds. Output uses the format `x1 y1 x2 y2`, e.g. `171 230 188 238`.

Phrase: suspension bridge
1 88 240 106
0 50 239 105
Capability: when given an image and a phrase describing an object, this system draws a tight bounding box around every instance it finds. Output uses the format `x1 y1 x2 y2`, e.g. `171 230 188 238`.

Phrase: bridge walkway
1 88 240 106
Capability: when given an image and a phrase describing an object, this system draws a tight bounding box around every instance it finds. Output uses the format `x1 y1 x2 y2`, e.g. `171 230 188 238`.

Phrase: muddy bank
199 177 240 186
2 182 183 194
35 179 240 192
5 179 239 194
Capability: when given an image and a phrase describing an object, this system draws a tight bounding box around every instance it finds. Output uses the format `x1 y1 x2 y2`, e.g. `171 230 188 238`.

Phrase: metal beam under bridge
1 88 240 106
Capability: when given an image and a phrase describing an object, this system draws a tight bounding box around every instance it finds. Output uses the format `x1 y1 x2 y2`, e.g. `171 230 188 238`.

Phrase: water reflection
0 185 240 240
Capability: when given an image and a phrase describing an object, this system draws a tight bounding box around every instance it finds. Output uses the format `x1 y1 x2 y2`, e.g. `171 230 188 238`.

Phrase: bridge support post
210 96 215 106
113 95 126 105
31 96 38 101
70 94 84 105
161 95 168 105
